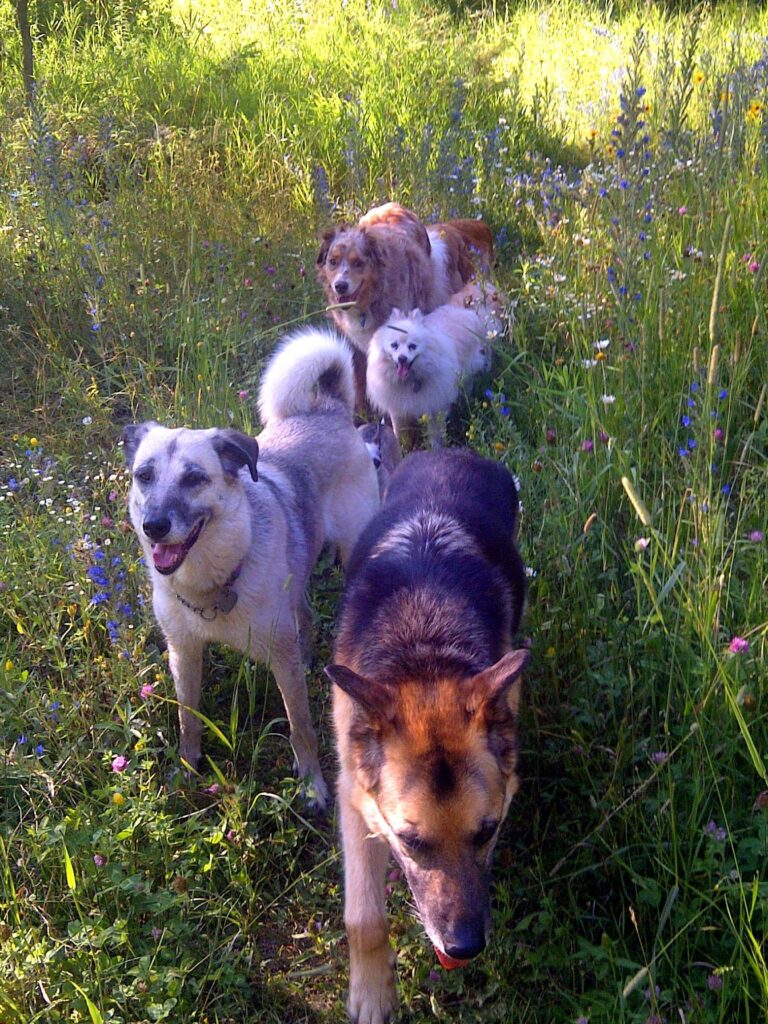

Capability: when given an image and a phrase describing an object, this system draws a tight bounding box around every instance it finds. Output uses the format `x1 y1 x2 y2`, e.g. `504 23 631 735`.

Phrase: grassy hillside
1 0 767 1021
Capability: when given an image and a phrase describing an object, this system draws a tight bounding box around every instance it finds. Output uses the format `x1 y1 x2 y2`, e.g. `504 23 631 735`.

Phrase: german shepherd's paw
348 950 398 1024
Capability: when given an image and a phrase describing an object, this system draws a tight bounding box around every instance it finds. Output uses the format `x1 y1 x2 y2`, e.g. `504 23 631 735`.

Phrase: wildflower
140 683 155 700
581 359 597 368
545 428 557 444
718 388 728 400
595 351 607 362
713 428 723 442
678 206 688 216
601 394 616 405
112 792 125 806
5 660 13 672
111 754 129 773
580 439 594 453
206 783 221 796
707 974 723 992
93 853 107 868
151 926 162 940
82 416 92 426
635 537 650 552
693 70 705 86
226 828 238 843
682 415 691 427
238 389 249 401
651 751 667 765
598 430 609 444
35 744 44 757
748 530 763 542
704 820 727 842
728 636 749 655
721 483 731 495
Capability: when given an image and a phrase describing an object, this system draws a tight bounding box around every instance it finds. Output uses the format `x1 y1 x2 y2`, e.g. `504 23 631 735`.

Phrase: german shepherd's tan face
329 648 527 965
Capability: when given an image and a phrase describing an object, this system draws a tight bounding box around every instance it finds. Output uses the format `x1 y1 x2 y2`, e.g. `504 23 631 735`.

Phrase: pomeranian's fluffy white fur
366 300 500 447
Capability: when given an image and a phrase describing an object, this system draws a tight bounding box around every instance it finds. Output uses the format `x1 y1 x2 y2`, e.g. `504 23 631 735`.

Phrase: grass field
1 0 767 1021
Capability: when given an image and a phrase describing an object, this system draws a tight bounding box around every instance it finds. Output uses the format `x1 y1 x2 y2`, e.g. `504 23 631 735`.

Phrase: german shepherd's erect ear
326 665 398 789
211 429 259 482
461 648 530 772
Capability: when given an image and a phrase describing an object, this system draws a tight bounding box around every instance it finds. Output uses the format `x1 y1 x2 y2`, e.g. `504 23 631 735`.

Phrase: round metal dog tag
217 589 238 614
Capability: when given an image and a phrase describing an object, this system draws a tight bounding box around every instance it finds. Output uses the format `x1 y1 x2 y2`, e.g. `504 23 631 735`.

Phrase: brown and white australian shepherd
316 203 494 406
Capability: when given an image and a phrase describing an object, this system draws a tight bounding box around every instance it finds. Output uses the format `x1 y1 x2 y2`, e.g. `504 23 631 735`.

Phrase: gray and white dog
122 328 380 809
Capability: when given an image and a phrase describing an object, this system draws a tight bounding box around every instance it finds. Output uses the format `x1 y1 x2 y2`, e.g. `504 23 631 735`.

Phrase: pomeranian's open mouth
396 360 413 381
151 518 205 575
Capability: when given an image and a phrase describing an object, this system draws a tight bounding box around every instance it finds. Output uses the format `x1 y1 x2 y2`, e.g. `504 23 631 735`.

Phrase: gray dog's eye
181 471 208 488
408 343 416 351
135 467 154 485
390 341 398 350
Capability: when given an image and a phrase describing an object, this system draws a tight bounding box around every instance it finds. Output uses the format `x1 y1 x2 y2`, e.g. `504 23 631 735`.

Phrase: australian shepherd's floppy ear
316 202 495 407
326 447 528 1024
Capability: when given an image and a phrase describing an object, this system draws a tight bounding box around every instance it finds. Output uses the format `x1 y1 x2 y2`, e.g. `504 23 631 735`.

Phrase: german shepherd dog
123 329 380 810
326 448 529 1022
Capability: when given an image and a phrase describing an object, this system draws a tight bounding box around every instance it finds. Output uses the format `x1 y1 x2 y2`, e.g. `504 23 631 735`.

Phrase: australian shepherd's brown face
317 228 381 309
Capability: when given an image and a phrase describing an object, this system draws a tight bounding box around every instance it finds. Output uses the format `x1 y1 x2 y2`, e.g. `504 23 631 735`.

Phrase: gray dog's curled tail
257 327 356 424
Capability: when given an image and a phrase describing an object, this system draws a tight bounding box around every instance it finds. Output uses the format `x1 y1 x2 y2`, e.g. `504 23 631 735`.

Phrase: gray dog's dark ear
122 422 155 468
212 429 259 482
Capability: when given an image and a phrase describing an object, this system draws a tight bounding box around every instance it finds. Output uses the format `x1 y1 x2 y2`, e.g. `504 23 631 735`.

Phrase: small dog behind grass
123 328 379 810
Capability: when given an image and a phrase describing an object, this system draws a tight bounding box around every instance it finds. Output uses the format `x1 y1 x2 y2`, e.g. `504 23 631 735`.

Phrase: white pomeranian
366 296 501 447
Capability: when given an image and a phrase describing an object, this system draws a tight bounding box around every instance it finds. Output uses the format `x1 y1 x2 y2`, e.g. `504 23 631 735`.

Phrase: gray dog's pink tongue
397 363 409 380
152 543 183 571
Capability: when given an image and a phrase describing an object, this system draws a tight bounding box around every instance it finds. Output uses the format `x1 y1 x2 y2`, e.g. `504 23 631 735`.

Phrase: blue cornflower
87 565 109 587
500 407 510 417
688 438 697 450
598 188 608 198
719 388 728 399
691 381 699 392
617 149 625 159
682 415 691 427
636 86 647 97
678 448 689 458
687 398 695 408
8 477 19 491
17 734 27 745
619 179 628 189
721 484 731 495
639 232 646 242
485 389 493 399
35 744 44 757
91 592 110 605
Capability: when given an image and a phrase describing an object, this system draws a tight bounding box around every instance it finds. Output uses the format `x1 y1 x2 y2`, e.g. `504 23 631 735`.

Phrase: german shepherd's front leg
339 790 397 1024
167 635 206 768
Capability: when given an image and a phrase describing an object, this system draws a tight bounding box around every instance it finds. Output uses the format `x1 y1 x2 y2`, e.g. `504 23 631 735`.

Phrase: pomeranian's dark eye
135 467 154 485
408 343 416 351
390 341 398 350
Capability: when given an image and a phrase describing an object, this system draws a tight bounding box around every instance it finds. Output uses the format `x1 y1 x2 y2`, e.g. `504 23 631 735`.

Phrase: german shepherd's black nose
143 515 171 541
334 280 350 296
443 924 486 961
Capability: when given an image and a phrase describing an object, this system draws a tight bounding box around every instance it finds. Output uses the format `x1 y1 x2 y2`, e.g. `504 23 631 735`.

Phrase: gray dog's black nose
334 280 349 295
143 515 171 542
398 354 408 365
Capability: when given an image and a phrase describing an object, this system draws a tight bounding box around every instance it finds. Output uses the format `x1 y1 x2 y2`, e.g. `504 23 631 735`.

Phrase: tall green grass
1 0 767 1021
